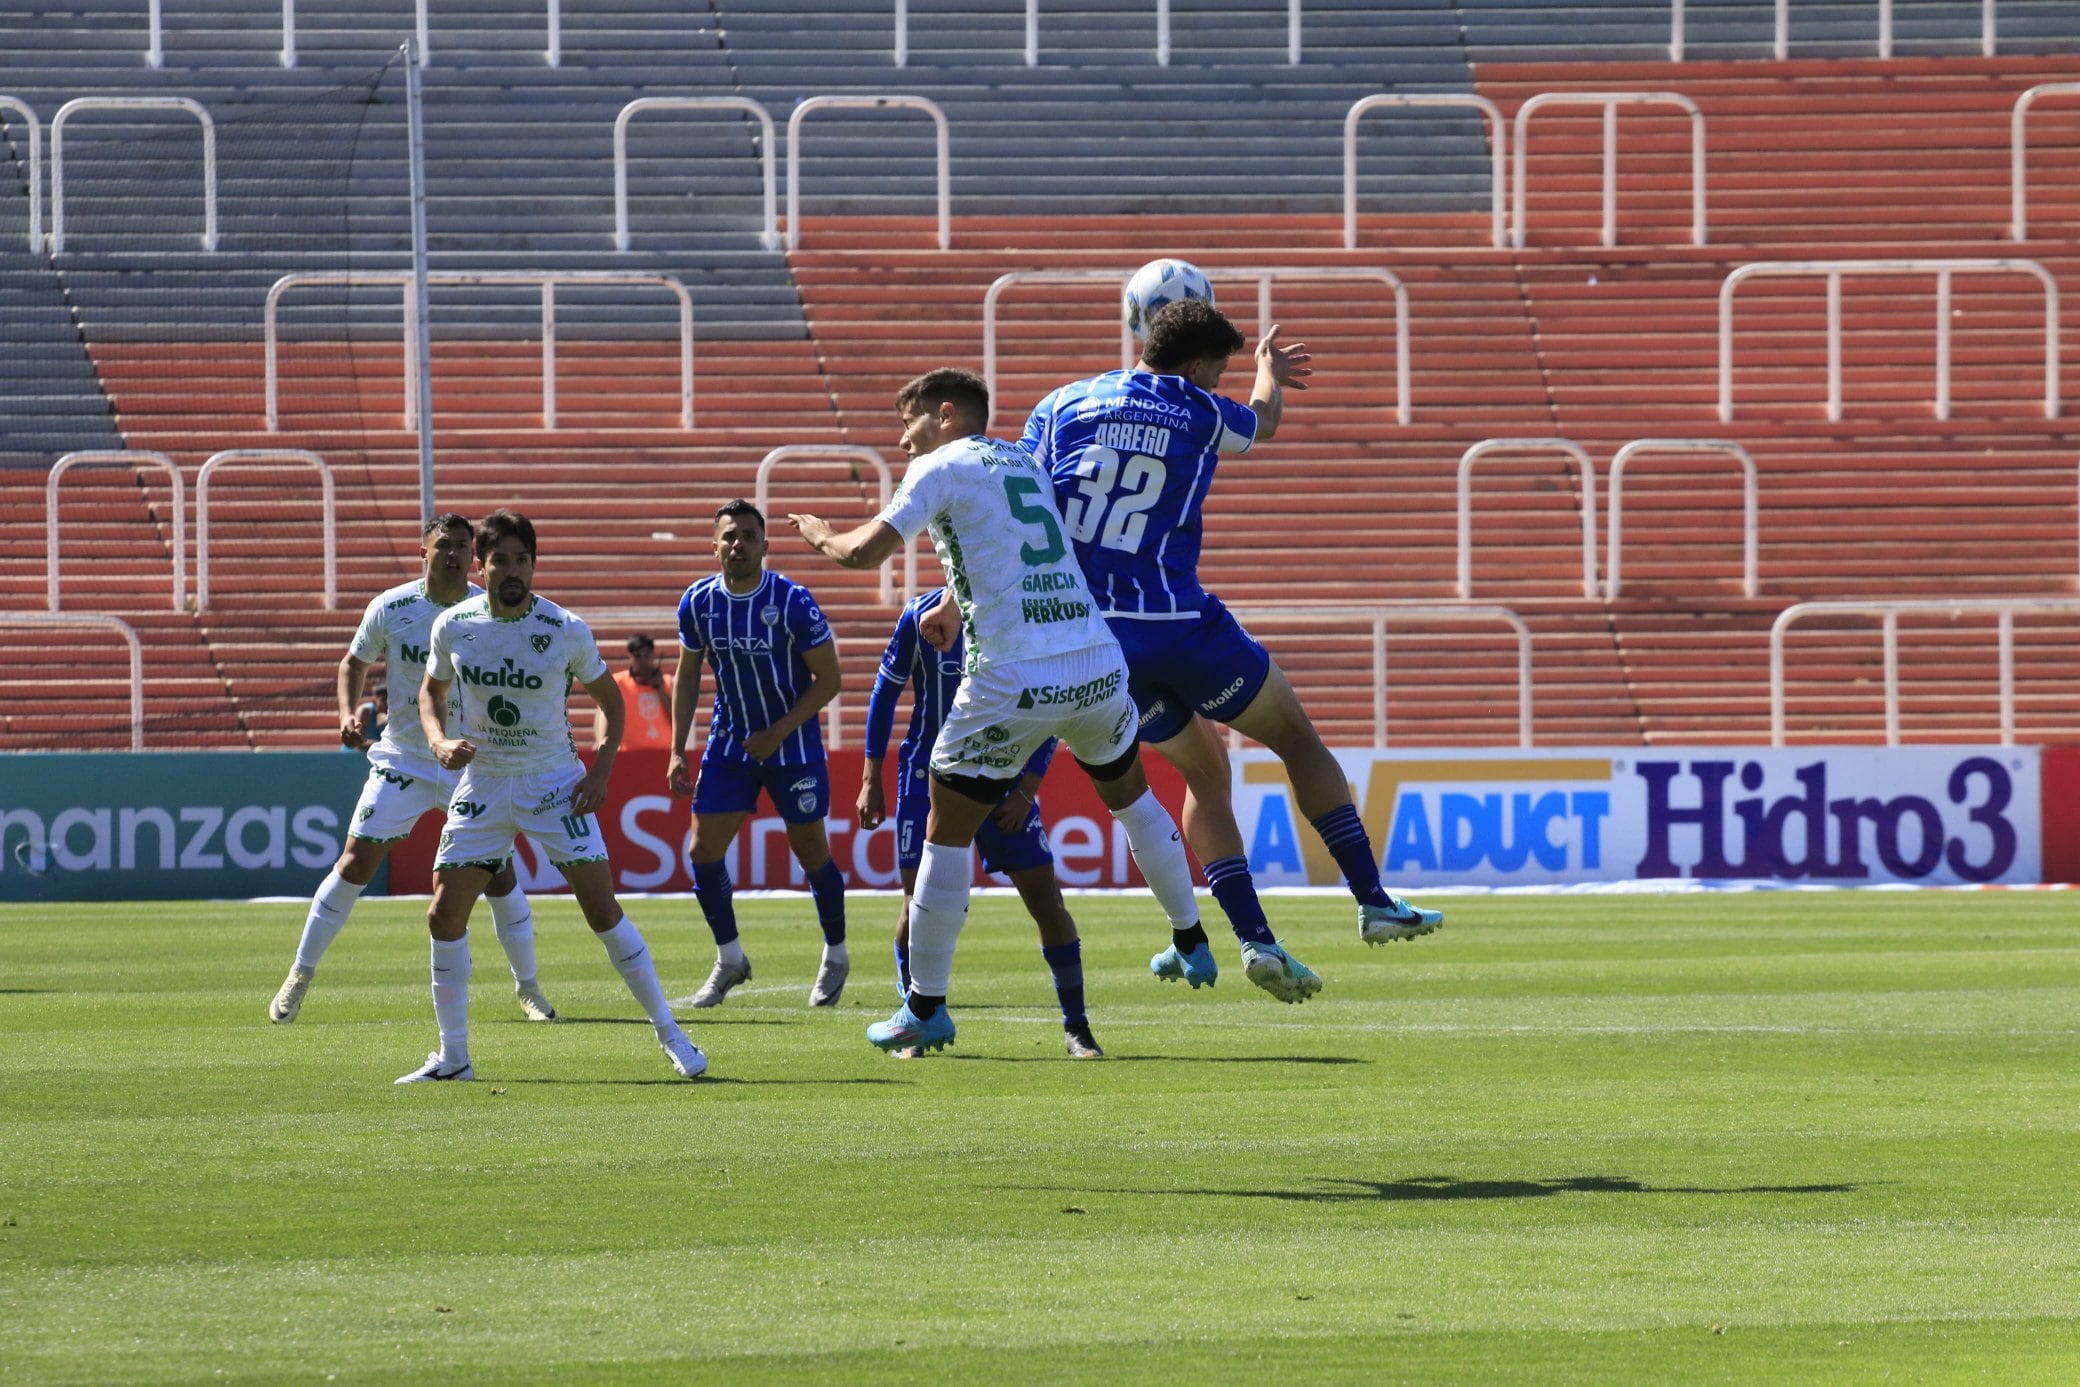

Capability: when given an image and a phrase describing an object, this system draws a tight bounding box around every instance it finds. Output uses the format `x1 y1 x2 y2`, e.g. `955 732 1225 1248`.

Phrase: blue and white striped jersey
676 570 832 765
1022 369 1258 619
863 591 1056 779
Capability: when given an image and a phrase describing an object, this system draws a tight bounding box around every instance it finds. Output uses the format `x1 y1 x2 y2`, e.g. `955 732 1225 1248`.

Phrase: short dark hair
475 508 536 560
625 633 655 654
895 367 989 424
1141 298 1245 372
715 498 765 533
422 511 472 541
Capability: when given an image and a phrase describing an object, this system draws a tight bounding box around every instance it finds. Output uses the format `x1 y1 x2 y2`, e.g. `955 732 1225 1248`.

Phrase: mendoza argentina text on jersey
426 593 609 775
1021 369 1257 619
350 577 481 772
676 570 832 766
877 433 1116 669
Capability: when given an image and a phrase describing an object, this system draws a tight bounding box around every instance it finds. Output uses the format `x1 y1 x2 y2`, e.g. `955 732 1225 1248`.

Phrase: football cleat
866 1001 955 1054
514 979 559 1022
660 1030 708 1079
394 1051 474 1084
1063 1021 1105 1059
689 954 752 1008
1150 940 1219 989
808 953 850 1008
1240 940 1323 1004
268 967 314 1024
1359 895 1444 946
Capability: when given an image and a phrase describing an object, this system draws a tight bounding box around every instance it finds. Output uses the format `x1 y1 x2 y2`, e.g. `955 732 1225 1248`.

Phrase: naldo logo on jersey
457 657 543 690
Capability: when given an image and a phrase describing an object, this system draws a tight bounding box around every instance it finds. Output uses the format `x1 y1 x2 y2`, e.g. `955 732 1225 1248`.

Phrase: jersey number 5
1059 446 1168 553
1002 475 1067 565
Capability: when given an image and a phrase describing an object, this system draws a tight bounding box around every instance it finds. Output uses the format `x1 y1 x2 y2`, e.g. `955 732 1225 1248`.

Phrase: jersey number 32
1059 448 1168 554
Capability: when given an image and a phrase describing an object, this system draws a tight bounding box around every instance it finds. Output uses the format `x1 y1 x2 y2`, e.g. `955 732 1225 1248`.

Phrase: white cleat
661 1030 708 1079
514 979 559 1022
394 1051 474 1084
268 967 314 1024
808 953 850 1007
689 954 752 1009
1359 895 1444 946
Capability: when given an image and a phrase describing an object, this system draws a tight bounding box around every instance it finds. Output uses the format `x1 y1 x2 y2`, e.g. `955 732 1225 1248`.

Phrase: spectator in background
598 633 675 750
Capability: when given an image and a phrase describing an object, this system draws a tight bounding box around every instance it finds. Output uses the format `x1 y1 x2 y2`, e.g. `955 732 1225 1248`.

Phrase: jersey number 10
1058 447 1168 554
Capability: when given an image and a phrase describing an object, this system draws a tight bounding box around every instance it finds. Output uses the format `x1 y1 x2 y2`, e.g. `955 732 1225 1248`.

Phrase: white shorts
930 643 1139 784
346 755 456 843
433 762 608 872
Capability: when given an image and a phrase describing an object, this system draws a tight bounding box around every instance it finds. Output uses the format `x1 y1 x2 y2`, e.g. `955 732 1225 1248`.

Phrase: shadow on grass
513 1015 790 1027
0 988 50 994
949 1054 1367 1066
1023 1174 1861 1202
498 1075 911 1087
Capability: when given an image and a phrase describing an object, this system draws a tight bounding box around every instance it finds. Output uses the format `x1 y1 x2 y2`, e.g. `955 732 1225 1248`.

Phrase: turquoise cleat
1239 940 1323 1004
867 1001 956 1054
1150 941 1219 989
1359 895 1444 946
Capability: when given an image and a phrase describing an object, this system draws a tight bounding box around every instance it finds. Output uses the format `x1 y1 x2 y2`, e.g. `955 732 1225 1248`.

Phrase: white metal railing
414 0 563 64
786 96 949 251
264 270 695 431
1718 259 2060 423
1671 0 1999 60
1226 605 1535 748
2010 83 2080 241
1344 94 1506 250
896 0 1303 67
1605 439 1758 599
195 450 336 612
754 446 917 607
1158 0 1301 65
48 451 185 613
1457 439 1598 600
0 98 41 251
982 266 1410 429
0 615 145 750
51 97 216 254
1512 91 1706 249
614 97 779 252
1769 598 2080 746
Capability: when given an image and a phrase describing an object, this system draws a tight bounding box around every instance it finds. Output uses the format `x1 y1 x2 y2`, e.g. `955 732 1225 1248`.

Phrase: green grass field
3 890 2078 1384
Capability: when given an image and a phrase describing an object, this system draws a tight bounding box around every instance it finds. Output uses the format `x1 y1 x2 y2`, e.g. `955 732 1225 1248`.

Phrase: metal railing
0 97 42 250
786 96 949 251
195 449 336 612
1605 439 1758 599
1512 91 1706 249
613 97 779 252
0 615 145 750
148 0 296 66
982 265 1410 429
264 270 695 431
1344 94 1506 250
413 0 564 64
753 445 917 606
48 451 185 613
1769 598 2080 746
1718 258 2060 422
2010 83 2080 241
51 97 216 254
1226 604 1535 748
1457 439 1599 600
896 0 1303 67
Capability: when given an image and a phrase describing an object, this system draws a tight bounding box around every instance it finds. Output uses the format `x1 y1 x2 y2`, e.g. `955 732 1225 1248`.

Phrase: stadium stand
0 0 2076 750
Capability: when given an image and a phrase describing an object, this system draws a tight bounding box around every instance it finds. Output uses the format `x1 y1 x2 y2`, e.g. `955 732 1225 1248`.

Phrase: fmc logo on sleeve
1235 747 2042 888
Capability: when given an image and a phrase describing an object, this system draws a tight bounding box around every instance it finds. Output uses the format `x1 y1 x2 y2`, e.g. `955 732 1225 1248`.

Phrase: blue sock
691 858 738 945
807 859 846 945
1311 804 1392 908
893 935 911 994
1205 855 1276 945
1040 940 1086 1027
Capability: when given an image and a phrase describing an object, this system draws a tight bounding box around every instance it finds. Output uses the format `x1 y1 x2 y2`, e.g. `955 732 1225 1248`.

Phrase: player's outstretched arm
1249 324 1312 443
420 672 474 770
574 671 622 814
337 653 374 750
741 637 842 762
788 514 903 570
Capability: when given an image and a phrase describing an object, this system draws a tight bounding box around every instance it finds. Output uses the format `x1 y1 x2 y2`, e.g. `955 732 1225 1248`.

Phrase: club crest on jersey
531 634 552 654
761 607 781 627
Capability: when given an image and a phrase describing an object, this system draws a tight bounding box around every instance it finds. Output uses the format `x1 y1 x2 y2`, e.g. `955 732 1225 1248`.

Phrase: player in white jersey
790 368 1218 1055
398 509 706 1084
268 513 555 1027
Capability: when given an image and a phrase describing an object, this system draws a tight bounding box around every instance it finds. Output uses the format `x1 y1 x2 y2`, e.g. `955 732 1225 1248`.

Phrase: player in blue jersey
1022 297 1443 990
860 592 1102 1058
667 499 849 1009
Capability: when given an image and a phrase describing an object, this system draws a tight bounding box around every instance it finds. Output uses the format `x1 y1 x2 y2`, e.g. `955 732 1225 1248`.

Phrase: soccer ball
1123 258 1214 340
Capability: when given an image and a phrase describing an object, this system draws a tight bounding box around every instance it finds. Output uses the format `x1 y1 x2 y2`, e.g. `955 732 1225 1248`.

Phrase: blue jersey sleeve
1020 389 1059 470
788 583 833 651
675 586 704 652
1211 391 1259 455
862 607 918 761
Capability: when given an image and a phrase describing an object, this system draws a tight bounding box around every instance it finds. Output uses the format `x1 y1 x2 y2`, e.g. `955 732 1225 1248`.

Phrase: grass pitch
2 890 2078 1383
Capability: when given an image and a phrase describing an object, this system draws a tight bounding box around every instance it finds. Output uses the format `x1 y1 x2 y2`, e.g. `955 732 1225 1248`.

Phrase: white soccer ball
1123 258 1215 340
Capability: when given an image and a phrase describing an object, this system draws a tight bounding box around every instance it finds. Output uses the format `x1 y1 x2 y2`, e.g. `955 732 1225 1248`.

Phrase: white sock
430 933 471 1065
597 917 676 1031
905 841 972 997
293 870 365 973
1110 790 1201 929
717 937 747 968
487 889 537 985
822 941 850 965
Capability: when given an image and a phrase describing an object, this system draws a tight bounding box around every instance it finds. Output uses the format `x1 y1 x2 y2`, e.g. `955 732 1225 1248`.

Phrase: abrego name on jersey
1022 596 1092 624
457 657 545 690
1092 421 1173 454
1017 669 1121 710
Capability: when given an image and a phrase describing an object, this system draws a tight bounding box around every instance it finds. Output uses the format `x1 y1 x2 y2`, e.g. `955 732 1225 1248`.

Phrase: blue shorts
894 758 1052 878
692 751 831 824
1108 595 1271 744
